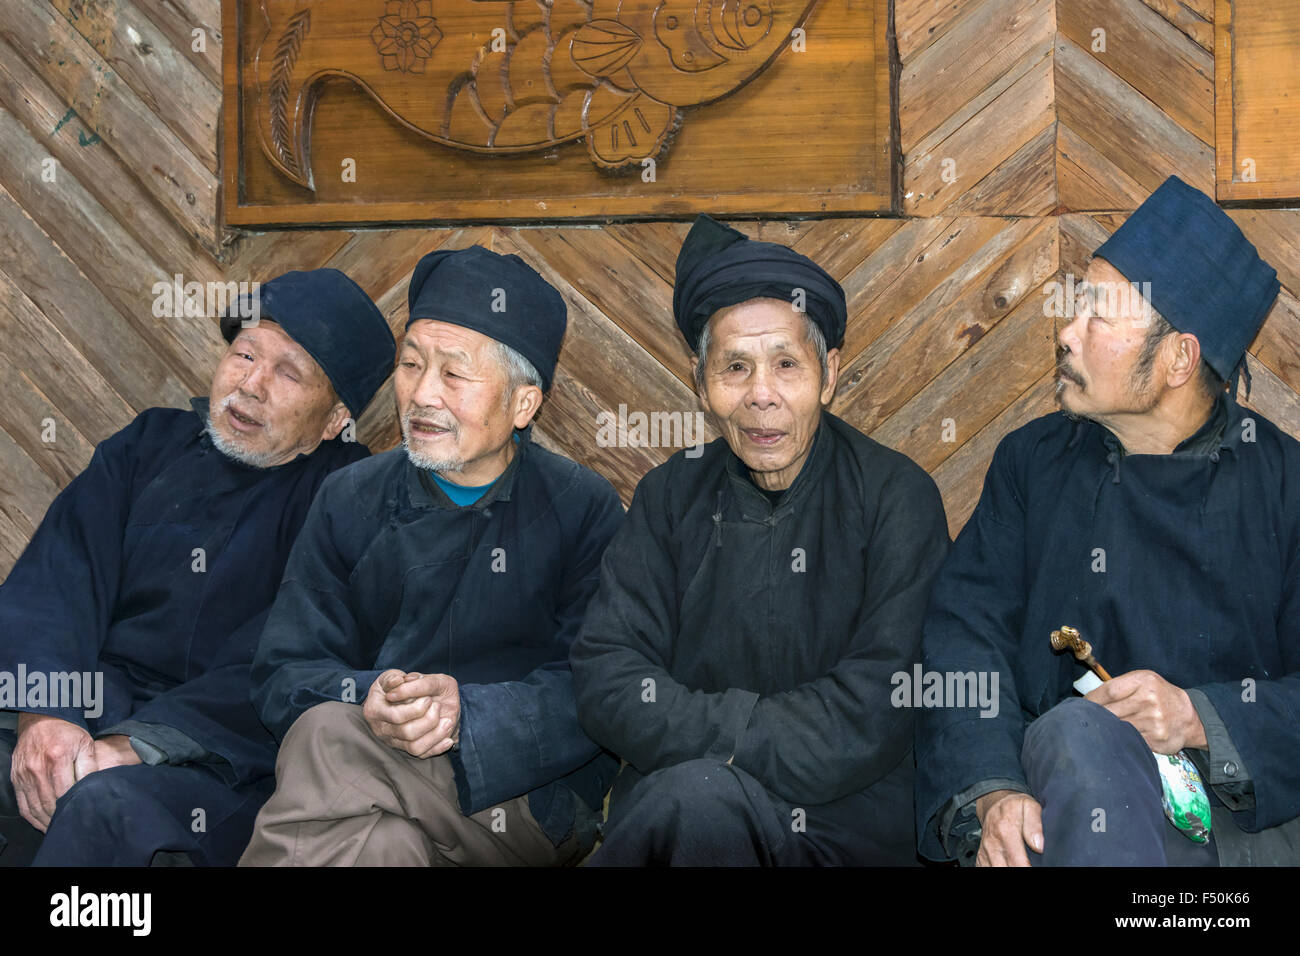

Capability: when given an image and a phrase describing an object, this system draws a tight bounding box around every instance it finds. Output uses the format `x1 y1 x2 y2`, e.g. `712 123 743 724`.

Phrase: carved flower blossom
371 0 441 74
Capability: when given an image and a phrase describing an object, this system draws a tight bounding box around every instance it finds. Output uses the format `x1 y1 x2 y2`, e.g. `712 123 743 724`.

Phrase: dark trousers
0 729 272 866
1022 698 1218 866
589 757 920 866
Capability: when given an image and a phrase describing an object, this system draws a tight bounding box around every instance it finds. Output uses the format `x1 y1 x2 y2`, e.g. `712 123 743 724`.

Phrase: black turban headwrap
673 214 847 352
1094 175 1280 394
220 268 395 417
406 245 567 393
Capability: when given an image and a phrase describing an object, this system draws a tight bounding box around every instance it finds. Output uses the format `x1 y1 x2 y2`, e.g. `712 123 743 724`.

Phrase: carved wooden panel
15 0 1300 581
221 0 895 225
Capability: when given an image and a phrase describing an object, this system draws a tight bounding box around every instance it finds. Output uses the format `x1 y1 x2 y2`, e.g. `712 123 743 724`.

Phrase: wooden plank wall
1 0 1298 577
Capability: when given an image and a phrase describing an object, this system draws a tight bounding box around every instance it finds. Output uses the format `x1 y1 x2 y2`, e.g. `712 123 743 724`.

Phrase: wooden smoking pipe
1050 625 1113 681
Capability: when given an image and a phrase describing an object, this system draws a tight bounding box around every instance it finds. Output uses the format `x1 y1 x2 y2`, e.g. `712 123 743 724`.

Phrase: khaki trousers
239 701 583 867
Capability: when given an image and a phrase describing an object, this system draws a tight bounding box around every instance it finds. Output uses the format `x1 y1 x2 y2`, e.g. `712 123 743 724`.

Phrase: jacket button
1223 761 1238 777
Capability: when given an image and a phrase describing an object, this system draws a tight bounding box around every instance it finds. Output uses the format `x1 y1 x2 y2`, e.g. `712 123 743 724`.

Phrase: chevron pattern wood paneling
1055 0 1214 210
1 0 1298 577
899 0 1058 217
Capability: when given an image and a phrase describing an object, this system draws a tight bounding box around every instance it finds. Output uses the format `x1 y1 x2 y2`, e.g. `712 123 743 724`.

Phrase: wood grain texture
901 0 1056 216
1215 0 1300 201
132 0 224 86
0 45 221 285
1140 0 1213 51
223 0 895 224
1054 0 1215 211
1055 33 1213 206
48 0 219 172
4 0 221 251
1058 0 1213 145
895 0 981 61
2 0 1300 584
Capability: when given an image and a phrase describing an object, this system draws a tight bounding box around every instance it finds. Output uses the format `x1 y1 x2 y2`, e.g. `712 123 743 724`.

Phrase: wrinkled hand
1086 669 1206 753
363 670 461 758
975 789 1043 867
11 714 95 832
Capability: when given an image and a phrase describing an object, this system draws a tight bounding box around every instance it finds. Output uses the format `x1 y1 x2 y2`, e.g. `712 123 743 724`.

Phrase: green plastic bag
1156 751 1212 844
1072 669 1211 844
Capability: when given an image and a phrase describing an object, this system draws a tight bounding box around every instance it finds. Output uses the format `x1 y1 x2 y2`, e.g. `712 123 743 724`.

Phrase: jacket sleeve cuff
446 697 482 816
1185 687 1255 810
98 719 211 766
941 776 1033 864
287 670 387 712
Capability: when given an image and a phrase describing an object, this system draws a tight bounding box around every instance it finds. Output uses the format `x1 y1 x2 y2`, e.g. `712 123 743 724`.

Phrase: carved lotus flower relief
371 0 441 74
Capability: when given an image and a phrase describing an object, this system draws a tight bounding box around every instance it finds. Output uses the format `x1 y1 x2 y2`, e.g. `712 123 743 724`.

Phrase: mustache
1054 346 1084 387
402 407 459 435
215 392 269 429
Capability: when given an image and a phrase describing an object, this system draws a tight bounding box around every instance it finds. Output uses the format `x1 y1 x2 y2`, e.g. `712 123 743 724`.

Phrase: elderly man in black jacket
915 177 1300 867
240 246 622 867
0 268 394 866
570 216 951 865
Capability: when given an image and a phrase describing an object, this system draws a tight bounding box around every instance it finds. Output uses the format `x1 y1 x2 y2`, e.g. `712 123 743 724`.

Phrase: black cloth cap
1094 175 1280 382
219 268 395 417
673 214 847 352
405 245 567 392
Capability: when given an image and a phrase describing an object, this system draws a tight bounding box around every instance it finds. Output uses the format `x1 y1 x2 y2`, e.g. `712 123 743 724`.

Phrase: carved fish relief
254 0 819 188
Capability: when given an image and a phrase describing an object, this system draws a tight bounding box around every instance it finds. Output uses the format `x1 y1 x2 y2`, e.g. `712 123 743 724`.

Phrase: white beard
400 409 464 473
206 394 279 468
